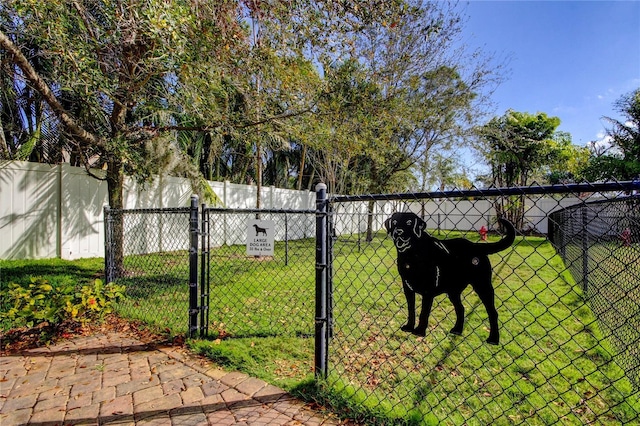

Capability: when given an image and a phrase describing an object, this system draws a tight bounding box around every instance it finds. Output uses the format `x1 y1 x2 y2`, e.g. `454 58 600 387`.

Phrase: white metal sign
246 219 275 256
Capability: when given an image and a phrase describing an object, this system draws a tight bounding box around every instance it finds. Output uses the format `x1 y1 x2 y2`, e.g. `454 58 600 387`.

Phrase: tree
1 0 400 272
544 131 590 184
423 152 473 190
582 88 640 181
349 1 505 194
2 0 508 256
477 111 562 187
1 0 253 273
476 110 578 228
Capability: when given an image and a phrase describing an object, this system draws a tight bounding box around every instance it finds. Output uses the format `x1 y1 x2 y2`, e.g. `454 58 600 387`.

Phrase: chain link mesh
203 209 316 339
549 195 640 392
105 207 191 334
325 188 639 425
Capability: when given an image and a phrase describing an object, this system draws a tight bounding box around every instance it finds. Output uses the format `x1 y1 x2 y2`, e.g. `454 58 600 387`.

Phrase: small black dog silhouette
253 224 268 236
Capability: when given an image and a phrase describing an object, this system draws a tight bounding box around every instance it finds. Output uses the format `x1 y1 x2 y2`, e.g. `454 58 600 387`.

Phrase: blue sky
462 0 640 147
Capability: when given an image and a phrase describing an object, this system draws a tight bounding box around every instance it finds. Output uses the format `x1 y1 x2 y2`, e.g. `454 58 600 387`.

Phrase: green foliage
1 277 125 329
75 279 126 321
582 88 640 181
1 0 504 202
1 277 72 327
477 110 564 187
475 110 590 227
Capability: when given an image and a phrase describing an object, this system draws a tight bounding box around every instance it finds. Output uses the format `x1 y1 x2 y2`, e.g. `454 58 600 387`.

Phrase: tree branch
146 104 317 134
0 29 105 149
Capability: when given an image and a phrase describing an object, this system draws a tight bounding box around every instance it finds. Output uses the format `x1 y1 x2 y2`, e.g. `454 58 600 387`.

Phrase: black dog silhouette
384 212 515 344
253 224 268 236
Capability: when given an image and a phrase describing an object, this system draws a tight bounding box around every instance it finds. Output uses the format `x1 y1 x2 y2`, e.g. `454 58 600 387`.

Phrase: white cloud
589 133 623 156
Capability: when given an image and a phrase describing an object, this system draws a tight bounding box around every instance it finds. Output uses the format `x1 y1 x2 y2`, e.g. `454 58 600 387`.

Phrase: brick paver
0 333 345 425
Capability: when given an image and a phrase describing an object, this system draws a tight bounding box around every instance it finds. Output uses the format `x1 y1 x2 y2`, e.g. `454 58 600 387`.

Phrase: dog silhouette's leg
401 283 415 332
448 292 465 335
474 284 499 345
413 296 433 337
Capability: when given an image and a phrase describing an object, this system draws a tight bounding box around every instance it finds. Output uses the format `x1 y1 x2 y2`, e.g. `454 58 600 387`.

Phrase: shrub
1 277 125 328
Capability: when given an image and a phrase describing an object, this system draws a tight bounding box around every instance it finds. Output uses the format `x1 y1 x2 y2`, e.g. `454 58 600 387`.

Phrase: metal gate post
189 195 199 338
315 183 329 379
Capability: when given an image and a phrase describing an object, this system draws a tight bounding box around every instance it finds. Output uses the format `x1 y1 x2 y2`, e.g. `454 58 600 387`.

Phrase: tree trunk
255 139 262 209
0 119 9 159
106 156 125 278
366 200 375 242
297 145 307 190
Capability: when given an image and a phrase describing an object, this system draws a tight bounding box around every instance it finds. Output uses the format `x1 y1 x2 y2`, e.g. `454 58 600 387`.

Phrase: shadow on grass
0 258 104 287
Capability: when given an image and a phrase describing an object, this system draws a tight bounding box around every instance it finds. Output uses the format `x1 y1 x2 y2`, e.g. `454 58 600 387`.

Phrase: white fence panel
0 162 60 259
62 164 109 259
0 161 317 260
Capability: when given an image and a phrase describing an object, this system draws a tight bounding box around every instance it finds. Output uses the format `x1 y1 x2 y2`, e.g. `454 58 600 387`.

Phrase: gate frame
197 203 320 341
315 183 330 378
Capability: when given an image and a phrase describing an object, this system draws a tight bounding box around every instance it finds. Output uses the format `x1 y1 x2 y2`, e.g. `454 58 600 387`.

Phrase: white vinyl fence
1 161 583 260
0 161 314 259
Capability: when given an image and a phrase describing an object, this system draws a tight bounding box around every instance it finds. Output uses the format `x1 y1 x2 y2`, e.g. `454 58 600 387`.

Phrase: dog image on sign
246 219 275 256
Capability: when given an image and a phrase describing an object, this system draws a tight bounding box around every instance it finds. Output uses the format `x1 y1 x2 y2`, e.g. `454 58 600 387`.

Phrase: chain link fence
103 183 640 424
549 195 640 392
104 206 191 333
322 184 639 425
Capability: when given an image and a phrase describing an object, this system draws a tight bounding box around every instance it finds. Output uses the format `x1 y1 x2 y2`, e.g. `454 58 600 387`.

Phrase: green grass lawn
323 232 640 425
2 232 638 425
114 250 191 333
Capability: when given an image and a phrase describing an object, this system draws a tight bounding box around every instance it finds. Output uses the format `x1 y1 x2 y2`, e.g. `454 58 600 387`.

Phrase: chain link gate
200 206 317 340
104 196 211 338
105 197 319 339
317 182 640 425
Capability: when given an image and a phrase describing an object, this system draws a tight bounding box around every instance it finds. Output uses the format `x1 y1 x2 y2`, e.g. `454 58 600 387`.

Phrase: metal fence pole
581 206 589 293
315 183 328 379
285 213 289 266
189 195 199 338
200 203 209 338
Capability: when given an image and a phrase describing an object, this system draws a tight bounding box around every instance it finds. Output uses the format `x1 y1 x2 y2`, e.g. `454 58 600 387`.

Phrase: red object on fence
479 225 488 241
621 228 632 246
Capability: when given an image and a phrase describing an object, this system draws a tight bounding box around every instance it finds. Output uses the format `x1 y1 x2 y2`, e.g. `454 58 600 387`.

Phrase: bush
1 277 125 329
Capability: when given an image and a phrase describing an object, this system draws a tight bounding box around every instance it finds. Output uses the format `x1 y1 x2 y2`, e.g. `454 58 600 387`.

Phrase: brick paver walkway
0 333 343 425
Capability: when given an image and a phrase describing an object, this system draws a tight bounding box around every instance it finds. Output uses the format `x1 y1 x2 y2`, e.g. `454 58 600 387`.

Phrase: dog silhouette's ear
384 217 391 233
413 217 426 238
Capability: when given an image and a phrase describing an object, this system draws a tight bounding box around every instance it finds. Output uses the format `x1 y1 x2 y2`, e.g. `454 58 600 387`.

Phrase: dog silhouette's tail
479 218 516 254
